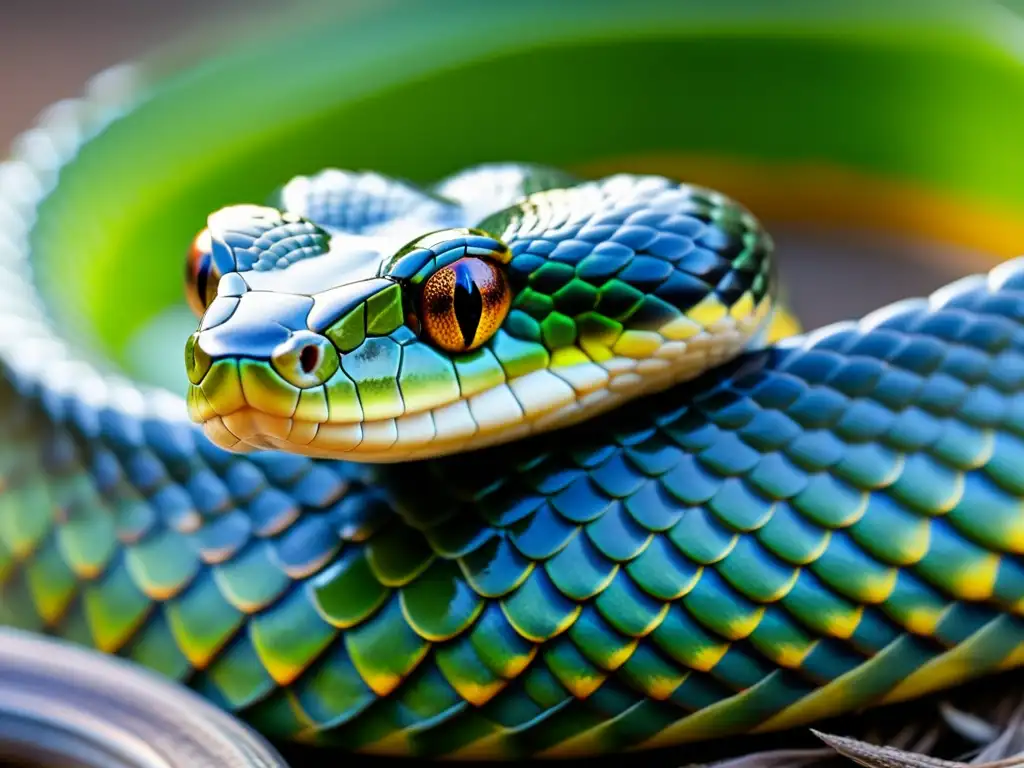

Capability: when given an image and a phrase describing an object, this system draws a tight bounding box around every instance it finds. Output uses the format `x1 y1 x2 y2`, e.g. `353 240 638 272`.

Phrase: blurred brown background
0 0 982 328
0 1 263 148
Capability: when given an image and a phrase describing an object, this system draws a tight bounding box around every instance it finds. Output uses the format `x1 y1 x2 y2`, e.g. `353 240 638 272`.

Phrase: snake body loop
3 3 1024 762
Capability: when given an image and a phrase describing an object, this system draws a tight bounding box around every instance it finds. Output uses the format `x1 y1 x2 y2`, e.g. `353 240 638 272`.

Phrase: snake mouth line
191 322 755 461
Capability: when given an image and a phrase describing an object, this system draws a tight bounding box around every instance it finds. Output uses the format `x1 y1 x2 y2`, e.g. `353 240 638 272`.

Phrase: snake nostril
299 344 321 375
270 331 339 389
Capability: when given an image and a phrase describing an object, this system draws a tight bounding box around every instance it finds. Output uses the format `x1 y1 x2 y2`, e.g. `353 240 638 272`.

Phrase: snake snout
185 290 334 435
185 300 351 455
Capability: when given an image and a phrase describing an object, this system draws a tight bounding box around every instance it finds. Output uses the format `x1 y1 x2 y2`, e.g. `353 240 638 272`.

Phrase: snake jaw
190 299 770 462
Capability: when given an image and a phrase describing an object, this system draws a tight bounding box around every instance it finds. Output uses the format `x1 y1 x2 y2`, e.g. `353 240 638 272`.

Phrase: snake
4 1 1024 764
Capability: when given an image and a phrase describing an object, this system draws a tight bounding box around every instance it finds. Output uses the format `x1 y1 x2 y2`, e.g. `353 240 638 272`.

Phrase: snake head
185 167 776 462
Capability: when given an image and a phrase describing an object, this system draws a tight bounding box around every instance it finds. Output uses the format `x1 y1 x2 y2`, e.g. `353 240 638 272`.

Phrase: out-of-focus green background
0 0 993 348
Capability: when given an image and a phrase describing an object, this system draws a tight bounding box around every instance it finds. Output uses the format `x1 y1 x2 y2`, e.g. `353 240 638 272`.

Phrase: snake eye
420 257 511 352
185 227 219 317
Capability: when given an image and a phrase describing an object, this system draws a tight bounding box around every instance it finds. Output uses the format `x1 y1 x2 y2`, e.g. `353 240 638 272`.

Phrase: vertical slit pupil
300 345 321 374
452 262 483 348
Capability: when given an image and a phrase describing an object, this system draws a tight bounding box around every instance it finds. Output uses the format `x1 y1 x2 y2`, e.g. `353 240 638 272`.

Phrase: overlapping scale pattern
206 205 331 274
3 256 1024 759
493 178 770 348
276 168 460 234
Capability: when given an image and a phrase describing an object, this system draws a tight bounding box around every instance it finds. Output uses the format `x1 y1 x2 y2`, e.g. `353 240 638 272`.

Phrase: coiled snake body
3 3 1024 763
